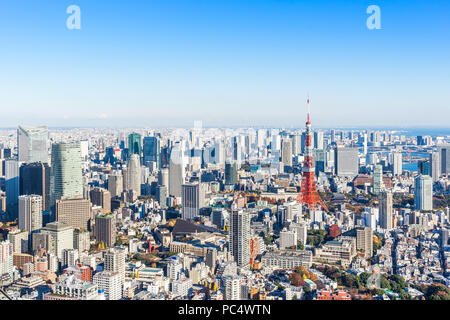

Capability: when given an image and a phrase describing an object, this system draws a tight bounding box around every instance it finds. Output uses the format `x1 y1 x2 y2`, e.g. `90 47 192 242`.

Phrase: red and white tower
296 96 328 212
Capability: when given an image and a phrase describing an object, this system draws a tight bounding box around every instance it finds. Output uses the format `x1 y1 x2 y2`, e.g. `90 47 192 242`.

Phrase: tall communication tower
296 96 328 212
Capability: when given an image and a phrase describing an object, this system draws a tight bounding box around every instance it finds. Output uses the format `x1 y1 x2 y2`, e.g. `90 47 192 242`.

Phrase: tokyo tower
296 96 328 212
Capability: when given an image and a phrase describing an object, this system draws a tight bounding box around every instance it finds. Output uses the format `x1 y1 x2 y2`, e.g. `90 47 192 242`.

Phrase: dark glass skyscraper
128 133 142 156
19 162 51 212
143 136 161 168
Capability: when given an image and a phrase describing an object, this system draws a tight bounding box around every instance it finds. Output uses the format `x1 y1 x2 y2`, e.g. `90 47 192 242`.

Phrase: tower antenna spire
307 93 311 123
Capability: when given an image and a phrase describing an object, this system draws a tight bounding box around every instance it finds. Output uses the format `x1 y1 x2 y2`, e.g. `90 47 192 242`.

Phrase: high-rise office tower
5 159 20 218
334 147 359 177
127 154 141 197
291 133 301 156
229 208 250 268
156 185 168 209
39 221 74 259
356 226 373 258
108 171 123 198
414 175 433 211
281 138 293 168
56 198 92 230
128 133 141 156
105 247 126 284
19 162 50 212
50 142 83 206
225 161 238 186
373 164 383 196
169 143 185 198
18 195 43 234
7 229 29 254
158 167 169 189
182 183 206 220
392 153 403 176
17 126 48 164
379 191 393 230
143 136 161 168
362 133 368 156
314 131 324 150
438 145 450 175
95 214 116 248
90 188 111 213
430 151 441 182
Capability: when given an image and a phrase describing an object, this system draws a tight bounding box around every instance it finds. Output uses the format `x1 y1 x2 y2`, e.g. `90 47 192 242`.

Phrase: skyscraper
143 136 161 168
392 152 403 176
90 188 111 213
373 164 383 196
128 133 142 156
56 198 92 230
50 142 83 206
281 138 293 168
95 214 116 248
126 154 141 197
314 131 324 150
108 171 123 198
225 161 238 186
430 152 441 181
379 191 393 230
438 145 450 175
182 183 206 220
334 147 359 177
229 208 250 268
5 159 20 218
414 175 433 211
105 247 126 284
39 221 74 259
17 126 48 164
169 143 185 198
19 162 51 212
18 195 43 234
0 241 13 279
356 226 373 258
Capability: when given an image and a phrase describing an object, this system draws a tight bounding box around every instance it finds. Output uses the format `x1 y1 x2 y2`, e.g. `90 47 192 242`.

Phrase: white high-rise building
17 126 48 164
167 257 183 280
108 171 123 198
392 153 403 176
18 195 43 234
93 271 122 300
39 221 74 259
414 175 433 211
225 276 241 300
0 241 14 279
279 229 297 250
127 154 141 196
169 143 186 198
105 247 126 284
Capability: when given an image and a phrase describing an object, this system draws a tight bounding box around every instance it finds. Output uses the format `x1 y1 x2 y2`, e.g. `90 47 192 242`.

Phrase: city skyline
0 0 449 127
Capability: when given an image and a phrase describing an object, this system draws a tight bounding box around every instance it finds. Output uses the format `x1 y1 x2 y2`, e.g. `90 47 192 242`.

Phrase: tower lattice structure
296 97 328 212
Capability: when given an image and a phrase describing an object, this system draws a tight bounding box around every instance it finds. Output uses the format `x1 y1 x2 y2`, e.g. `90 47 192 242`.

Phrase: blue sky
0 0 449 128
